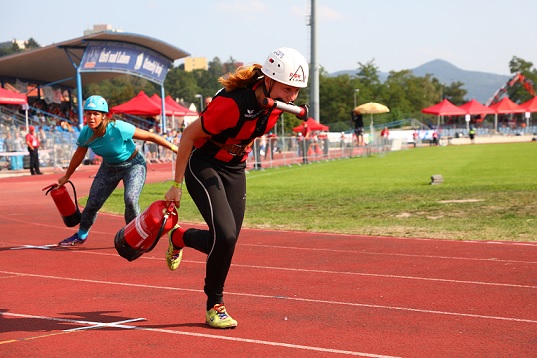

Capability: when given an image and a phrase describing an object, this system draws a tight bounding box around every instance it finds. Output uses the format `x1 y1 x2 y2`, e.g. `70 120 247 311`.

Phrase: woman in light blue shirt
57 95 177 247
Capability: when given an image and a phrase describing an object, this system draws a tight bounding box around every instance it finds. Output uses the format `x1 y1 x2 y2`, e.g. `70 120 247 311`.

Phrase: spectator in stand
60 120 74 132
146 128 159 163
25 125 43 175
38 126 48 149
12 131 25 170
4 131 15 170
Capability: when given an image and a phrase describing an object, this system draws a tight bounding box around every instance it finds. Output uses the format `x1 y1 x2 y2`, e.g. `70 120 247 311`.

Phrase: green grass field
99 142 537 241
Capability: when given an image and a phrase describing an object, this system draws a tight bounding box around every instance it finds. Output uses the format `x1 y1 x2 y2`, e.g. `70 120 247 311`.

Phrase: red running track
0 163 536 357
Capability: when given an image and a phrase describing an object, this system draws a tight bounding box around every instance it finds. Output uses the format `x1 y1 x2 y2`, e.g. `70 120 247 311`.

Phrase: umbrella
354 102 390 115
354 102 390 142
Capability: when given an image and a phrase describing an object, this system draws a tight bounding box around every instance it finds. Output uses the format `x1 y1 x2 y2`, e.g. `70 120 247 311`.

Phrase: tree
356 60 382 100
318 70 357 131
0 40 20 57
508 56 536 103
443 81 467 105
164 67 202 105
26 38 40 49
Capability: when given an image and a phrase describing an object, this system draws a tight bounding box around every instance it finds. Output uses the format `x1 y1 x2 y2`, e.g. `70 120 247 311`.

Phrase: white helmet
261 47 309 88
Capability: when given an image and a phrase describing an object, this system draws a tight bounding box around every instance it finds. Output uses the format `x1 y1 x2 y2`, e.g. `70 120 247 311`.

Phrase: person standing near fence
301 122 311 163
12 130 25 170
164 47 309 329
352 110 365 146
469 126 476 144
25 125 42 175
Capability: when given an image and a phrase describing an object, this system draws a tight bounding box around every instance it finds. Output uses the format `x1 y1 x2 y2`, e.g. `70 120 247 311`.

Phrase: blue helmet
84 95 109 113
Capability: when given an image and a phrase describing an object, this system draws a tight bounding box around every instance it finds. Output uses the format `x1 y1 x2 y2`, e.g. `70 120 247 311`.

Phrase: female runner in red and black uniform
164 47 309 329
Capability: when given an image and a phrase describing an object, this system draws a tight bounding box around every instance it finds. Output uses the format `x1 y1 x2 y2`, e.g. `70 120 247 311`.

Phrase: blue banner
80 42 171 84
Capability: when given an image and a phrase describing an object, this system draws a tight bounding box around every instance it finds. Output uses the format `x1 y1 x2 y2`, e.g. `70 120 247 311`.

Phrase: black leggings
183 150 246 310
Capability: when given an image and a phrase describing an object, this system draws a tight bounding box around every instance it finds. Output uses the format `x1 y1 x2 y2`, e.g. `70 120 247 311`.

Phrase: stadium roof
0 31 190 90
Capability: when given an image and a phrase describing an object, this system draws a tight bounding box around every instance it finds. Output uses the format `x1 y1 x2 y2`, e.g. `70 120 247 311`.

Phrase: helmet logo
289 65 307 84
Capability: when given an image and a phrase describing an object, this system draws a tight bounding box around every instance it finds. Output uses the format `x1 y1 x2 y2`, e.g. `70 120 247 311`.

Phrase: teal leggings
79 152 147 233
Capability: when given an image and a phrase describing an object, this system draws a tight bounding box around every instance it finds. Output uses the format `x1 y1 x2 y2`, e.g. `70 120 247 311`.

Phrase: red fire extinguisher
114 200 178 262
42 181 81 227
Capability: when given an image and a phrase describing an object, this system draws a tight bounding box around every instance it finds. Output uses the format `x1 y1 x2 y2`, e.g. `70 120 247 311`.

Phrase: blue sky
2 0 536 76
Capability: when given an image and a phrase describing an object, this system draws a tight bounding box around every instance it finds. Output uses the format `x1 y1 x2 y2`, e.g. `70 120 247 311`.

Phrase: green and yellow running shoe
206 304 238 329
166 224 183 271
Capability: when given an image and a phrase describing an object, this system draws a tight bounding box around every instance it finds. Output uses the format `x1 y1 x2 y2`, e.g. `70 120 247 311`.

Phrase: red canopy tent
150 94 198 116
421 99 466 116
110 91 162 116
459 99 496 124
488 97 526 132
519 96 537 113
292 118 329 132
149 93 199 130
0 87 27 105
149 93 179 116
422 99 466 127
166 96 197 116
0 87 30 130
488 97 526 114
459 99 496 115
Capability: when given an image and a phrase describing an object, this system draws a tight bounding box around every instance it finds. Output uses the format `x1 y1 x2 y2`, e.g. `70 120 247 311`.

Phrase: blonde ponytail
218 64 263 91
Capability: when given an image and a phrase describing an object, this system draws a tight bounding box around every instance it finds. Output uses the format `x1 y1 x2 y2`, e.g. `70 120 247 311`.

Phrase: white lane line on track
2 245 536 289
240 243 537 264
51 250 537 289
2 270 536 325
2 212 537 247
0 312 398 357
5 240 537 265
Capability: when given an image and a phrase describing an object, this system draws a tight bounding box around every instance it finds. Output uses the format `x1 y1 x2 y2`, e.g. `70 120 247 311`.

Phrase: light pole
194 94 203 112
353 89 359 109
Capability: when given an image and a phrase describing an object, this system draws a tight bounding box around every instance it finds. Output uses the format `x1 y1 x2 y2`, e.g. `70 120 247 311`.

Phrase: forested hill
331 59 511 104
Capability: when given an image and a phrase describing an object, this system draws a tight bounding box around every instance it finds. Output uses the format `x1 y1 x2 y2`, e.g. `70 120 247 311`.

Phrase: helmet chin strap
262 78 272 98
262 78 284 102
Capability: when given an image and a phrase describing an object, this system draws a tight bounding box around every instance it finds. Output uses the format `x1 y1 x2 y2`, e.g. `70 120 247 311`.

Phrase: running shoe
58 233 86 247
205 304 238 329
166 224 183 271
